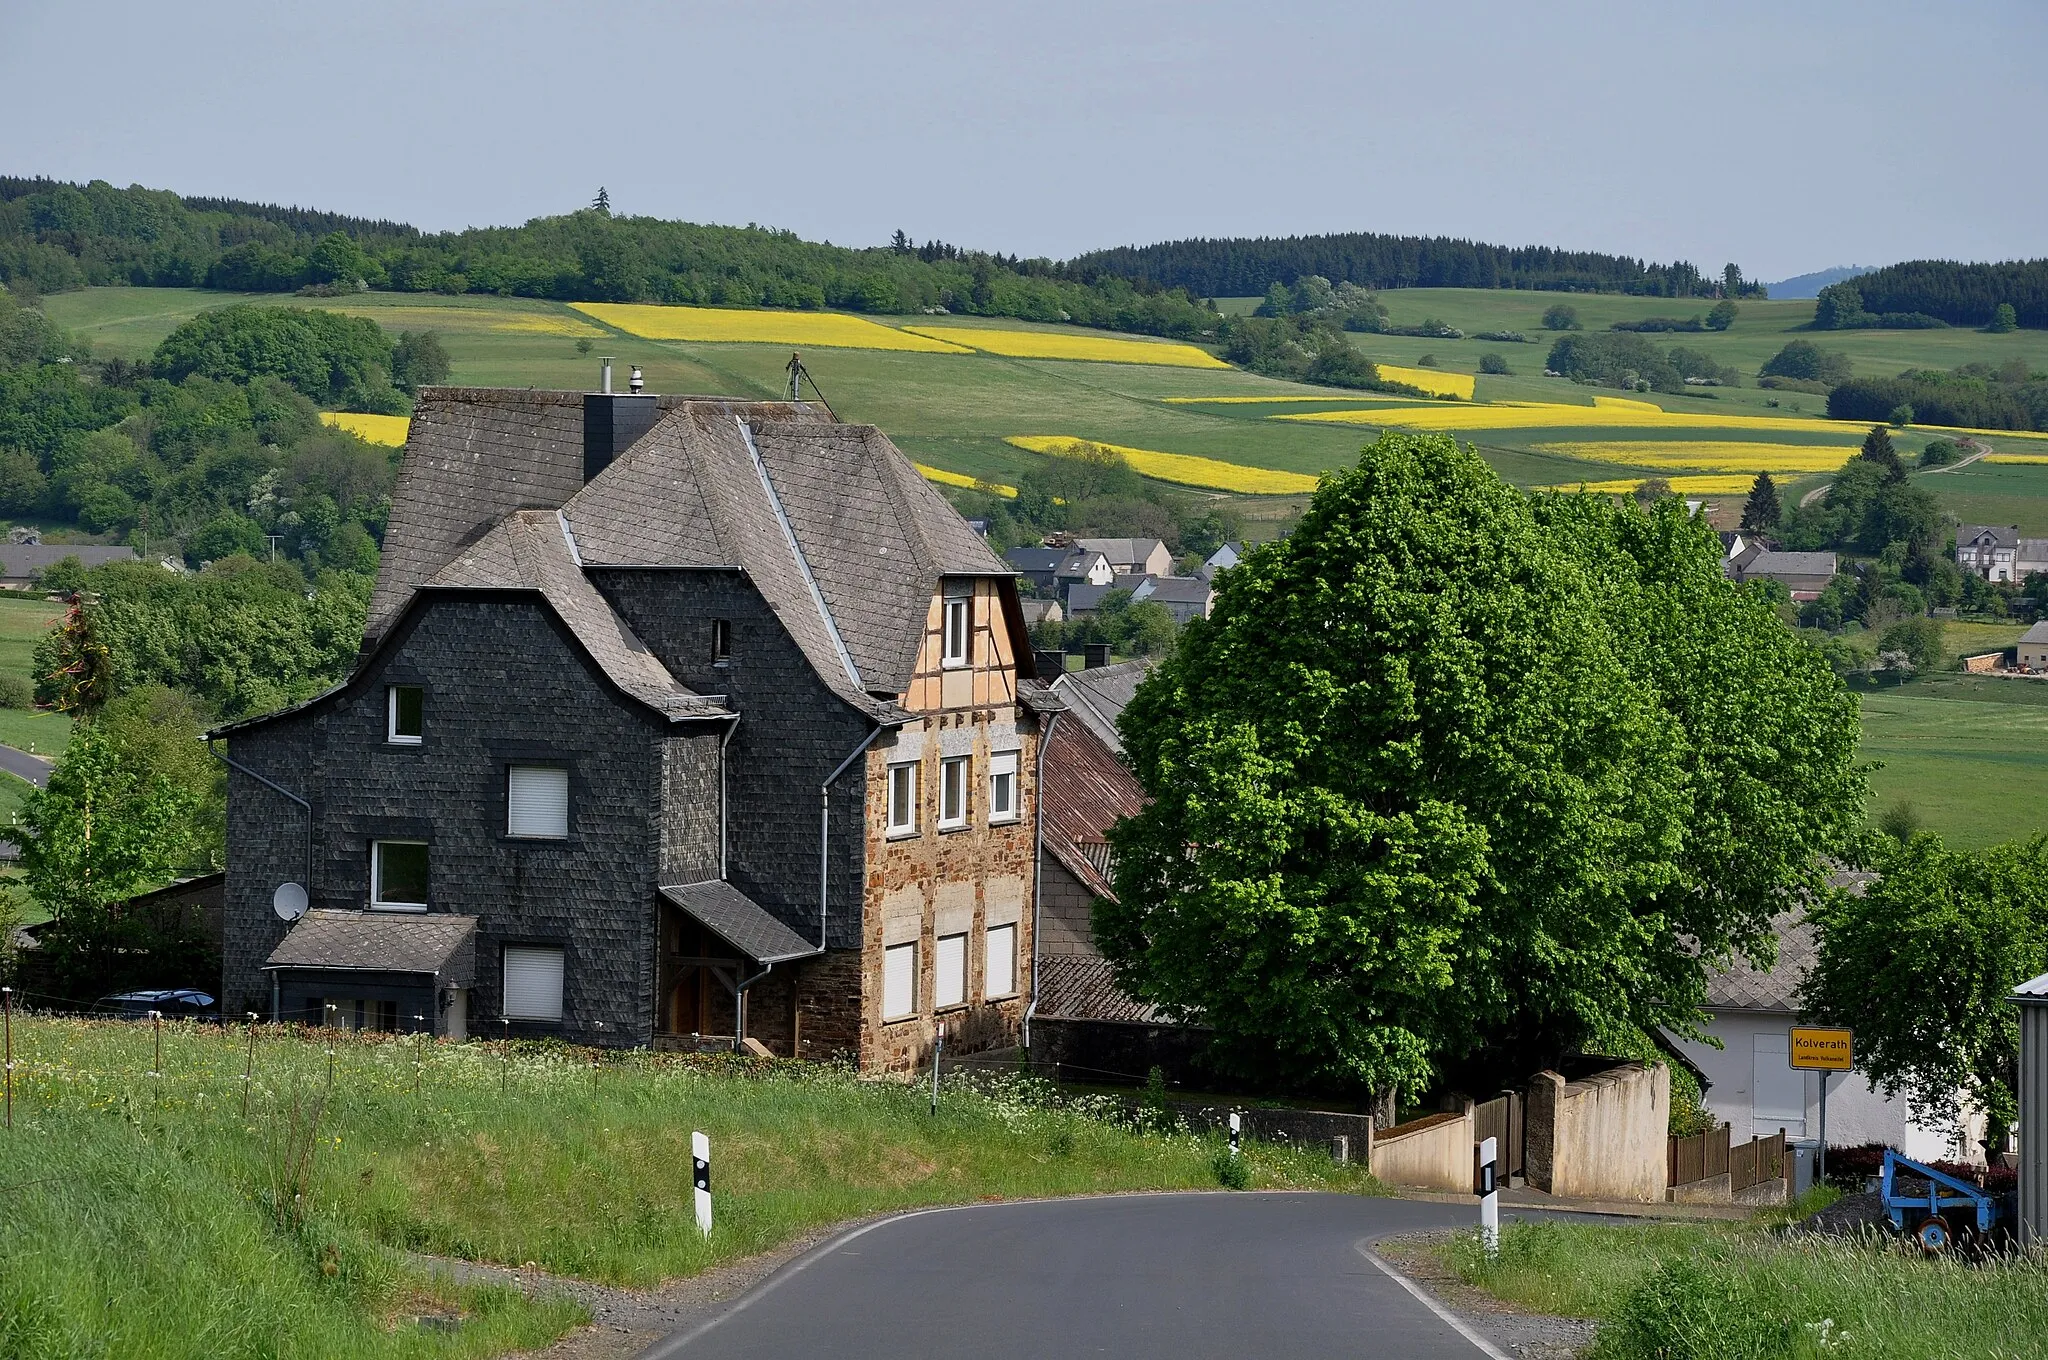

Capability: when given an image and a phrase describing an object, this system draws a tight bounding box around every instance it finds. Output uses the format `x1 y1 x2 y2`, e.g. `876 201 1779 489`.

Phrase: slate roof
1742 551 1838 581
2022 622 2048 646
263 909 478 985
1076 537 1166 569
660 880 819 963
1959 524 2019 550
426 510 721 721
1034 954 1160 1023
0 543 139 579
1005 547 1064 574
1052 659 1153 756
1134 576 1214 607
1704 873 1873 1013
1039 714 1147 901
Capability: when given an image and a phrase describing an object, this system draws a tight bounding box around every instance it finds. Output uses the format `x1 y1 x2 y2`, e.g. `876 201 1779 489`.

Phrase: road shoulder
1374 1229 1599 1359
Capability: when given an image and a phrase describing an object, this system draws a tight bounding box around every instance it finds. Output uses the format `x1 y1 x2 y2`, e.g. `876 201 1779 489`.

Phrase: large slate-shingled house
214 382 1060 1071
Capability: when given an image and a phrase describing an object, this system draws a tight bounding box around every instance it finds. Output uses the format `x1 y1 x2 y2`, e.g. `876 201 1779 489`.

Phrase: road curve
0 743 52 788
642 1192 1506 1360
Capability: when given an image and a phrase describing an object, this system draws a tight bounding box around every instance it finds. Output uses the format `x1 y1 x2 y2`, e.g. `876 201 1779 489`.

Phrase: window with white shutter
883 942 918 1020
503 946 565 1022
939 755 969 829
887 762 919 837
989 751 1019 823
935 933 967 1009
507 766 570 839
985 924 1017 999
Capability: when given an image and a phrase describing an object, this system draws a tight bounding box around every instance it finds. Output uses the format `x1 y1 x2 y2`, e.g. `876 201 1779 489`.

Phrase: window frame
886 761 920 838
387 685 424 745
505 764 571 840
934 932 968 1010
988 751 1020 824
369 839 429 912
711 618 732 664
502 944 566 1023
941 595 971 669
985 923 1018 1000
882 941 918 1021
938 754 970 831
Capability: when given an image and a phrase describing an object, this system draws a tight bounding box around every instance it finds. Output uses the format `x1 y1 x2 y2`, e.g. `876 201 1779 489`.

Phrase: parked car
98 989 217 1020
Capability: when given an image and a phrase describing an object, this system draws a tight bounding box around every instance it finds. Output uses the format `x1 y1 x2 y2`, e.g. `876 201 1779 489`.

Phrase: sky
5 0 2044 282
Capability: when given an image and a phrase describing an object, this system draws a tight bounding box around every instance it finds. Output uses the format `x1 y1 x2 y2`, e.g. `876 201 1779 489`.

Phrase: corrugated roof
1040 714 1147 901
1034 954 1159 1022
1052 660 1153 756
660 880 819 963
264 909 477 985
2013 972 2048 1000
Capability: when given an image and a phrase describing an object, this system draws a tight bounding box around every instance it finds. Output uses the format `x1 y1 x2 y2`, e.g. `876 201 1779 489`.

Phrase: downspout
717 714 739 879
206 738 313 905
1022 711 1060 1051
819 726 884 951
731 961 773 1054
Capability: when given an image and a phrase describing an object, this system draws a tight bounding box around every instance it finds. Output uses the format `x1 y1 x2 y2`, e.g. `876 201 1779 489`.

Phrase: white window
989 751 1019 823
942 595 970 668
370 840 428 910
387 685 424 744
887 762 919 837
985 924 1017 999
503 946 565 1022
935 933 967 1009
1753 1032 1807 1125
883 941 918 1020
939 755 969 829
507 765 570 839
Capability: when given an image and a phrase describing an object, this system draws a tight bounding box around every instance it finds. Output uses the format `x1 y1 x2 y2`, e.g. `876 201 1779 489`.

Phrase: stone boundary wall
1370 1109 1475 1193
1527 1060 1670 1203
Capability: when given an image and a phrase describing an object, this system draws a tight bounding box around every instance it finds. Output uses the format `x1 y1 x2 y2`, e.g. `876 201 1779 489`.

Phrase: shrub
1759 340 1852 386
1919 438 1960 467
0 672 31 709
1990 302 2019 333
1212 1147 1251 1190
1542 303 1581 331
1417 353 1438 368
1890 404 1915 428
1478 352 1511 375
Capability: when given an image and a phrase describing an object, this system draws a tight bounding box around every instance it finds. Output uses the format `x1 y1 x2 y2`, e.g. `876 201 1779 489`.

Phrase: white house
1664 911 1981 1164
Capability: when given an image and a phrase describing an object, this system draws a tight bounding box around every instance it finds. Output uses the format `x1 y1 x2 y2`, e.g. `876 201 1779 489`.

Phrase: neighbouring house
1957 524 2021 582
1063 578 1131 617
2019 621 2048 671
1199 543 1243 579
1727 550 1837 601
1003 547 1065 592
2021 539 2048 580
1018 599 1063 627
0 539 139 587
1003 545 1112 601
1663 908 1981 1164
213 383 1060 1072
1129 574 1215 623
1076 537 1173 579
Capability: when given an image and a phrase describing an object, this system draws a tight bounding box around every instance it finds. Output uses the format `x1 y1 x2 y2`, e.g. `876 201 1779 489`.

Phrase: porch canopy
264 909 478 1034
658 880 818 965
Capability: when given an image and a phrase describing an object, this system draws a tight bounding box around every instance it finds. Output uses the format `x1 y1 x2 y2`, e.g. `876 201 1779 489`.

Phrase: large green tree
1803 833 2048 1160
1099 433 1862 1099
17 719 203 922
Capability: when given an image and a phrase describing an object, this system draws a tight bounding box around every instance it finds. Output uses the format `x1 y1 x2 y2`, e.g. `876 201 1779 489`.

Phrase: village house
2018 620 2048 671
1956 524 2020 581
1198 543 1242 579
1076 537 1173 579
0 526 138 587
1003 545 1112 602
1724 547 1838 602
212 380 1059 1073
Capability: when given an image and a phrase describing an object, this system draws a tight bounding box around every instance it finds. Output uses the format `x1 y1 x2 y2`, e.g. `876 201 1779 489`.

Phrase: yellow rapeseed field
1532 441 1858 473
1539 475 1760 496
901 327 1230 369
573 304 973 353
1985 453 2048 464
915 464 1017 498
319 412 410 446
1006 436 1320 494
1374 363 1475 400
1274 401 1851 436
320 306 603 337
1590 396 1666 413
1158 394 1405 404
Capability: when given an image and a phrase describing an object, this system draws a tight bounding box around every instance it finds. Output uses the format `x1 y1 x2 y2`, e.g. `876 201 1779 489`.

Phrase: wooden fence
1472 1090 1524 1177
1668 1124 1786 1195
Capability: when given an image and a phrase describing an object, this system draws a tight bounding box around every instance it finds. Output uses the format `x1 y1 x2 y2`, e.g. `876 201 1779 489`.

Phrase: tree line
0 177 1214 340
1068 233 1764 300
1840 258 2048 329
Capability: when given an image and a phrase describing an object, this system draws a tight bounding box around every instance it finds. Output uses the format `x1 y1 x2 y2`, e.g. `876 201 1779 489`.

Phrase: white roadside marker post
1229 1110 1241 1158
692 1131 712 1237
931 1021 945 1117
1476 1135 1499 1257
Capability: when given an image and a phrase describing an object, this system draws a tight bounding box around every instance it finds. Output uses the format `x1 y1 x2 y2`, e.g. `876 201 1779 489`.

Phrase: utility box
2013 972 2048 1245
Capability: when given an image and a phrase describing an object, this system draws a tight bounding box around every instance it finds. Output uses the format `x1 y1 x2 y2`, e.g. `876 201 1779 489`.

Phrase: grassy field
1426 1217 2048 1360
0 1018 1368 1357
1858 674 2048 847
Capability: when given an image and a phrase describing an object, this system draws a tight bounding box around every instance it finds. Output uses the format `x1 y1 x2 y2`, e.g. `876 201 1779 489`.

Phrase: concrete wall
1667 1010 1975 1162
1370 1110 1474 1193
1038 856 1101 958
1527 1062 1669 1203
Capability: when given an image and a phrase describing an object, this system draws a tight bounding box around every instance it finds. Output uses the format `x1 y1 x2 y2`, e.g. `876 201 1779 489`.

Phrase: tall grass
0 1017 1371 1355
1441 1220 2048 1360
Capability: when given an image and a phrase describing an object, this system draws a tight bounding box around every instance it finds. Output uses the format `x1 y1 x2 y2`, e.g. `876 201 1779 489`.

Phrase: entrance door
659 906 743 1039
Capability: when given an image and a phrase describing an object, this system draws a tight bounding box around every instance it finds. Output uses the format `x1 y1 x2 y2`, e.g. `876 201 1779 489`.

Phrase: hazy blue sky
5 0 2042 281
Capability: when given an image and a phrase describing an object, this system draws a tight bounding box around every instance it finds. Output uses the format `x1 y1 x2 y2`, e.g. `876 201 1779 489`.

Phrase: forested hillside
1846 258 2048 329
1067 233 1753 299
0 176 1211 338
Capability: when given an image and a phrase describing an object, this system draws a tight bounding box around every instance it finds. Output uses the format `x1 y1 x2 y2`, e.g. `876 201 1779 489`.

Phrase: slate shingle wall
589 569 873 950
223 594 693 1047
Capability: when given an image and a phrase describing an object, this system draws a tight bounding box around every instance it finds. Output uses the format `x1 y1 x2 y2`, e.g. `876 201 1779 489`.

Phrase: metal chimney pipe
600 357 614 394
629 364 644 393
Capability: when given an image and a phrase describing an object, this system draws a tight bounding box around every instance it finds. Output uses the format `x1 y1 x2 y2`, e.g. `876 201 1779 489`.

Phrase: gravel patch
1375 1231 1601 1359
1797 1190 1891 1238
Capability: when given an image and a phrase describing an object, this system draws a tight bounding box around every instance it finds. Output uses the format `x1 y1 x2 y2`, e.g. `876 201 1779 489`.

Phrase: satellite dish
273 882 309 922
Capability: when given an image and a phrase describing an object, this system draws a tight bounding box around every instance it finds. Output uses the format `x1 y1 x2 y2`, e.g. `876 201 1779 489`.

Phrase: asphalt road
644 1192 1507 1359
0 743 51 788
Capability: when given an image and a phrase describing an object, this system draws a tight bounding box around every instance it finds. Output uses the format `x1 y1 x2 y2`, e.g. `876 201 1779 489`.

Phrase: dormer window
388 685 424 744
942 595 970 668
